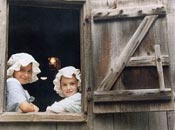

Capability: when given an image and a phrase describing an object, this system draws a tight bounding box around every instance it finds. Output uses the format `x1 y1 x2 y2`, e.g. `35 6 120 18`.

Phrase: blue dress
6 78 31 112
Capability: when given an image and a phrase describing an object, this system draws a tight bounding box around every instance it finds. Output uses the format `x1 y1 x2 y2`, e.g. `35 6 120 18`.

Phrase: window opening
8 5 80 112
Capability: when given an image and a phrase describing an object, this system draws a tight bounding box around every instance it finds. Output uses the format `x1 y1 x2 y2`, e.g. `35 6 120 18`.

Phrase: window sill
0 112 87 122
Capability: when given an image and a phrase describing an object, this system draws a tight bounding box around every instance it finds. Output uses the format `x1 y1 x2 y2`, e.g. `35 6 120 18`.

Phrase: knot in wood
157 57 161 62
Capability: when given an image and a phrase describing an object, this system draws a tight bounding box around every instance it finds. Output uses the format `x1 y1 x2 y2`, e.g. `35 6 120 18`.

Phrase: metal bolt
157 58 161 62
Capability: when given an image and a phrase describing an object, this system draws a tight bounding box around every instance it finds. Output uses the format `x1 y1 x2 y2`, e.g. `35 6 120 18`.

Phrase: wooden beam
94 88 172 102
155 45 166 91
9 0 85 3
9 0 85 9
93 100 174 113
97 15 158 91
0 0 8 113
125 55 169 67
91 5 166 21
9 0 85 5
0 112 87 122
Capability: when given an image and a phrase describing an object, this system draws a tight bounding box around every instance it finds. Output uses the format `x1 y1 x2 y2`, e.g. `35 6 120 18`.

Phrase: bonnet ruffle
7 53 41 83
53 66 81 97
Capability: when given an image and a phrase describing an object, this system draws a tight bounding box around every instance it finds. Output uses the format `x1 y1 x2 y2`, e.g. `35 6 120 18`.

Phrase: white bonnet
53 66 81 97
7 52 41 83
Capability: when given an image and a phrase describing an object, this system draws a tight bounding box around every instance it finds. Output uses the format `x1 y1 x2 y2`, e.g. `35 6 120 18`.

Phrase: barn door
90 3 174 113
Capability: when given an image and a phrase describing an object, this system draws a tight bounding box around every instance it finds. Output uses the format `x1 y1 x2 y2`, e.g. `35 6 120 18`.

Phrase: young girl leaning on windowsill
6 53 41 112
46 66 81 113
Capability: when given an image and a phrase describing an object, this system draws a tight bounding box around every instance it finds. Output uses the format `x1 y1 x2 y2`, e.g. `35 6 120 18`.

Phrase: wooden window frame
0 0 87 122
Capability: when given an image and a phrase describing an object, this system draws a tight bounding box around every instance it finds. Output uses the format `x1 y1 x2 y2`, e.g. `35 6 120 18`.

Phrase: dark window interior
8 5 80 111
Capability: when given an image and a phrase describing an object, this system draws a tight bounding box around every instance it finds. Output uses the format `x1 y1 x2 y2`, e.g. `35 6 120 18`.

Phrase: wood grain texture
0 1 174 130
56 122 86 130
92 5 166 21
0 122 57 130
0 112 87 122
97 15 158 91
9 0 85 9
154 45 166 91
0 0 8 113
119 55 169 67
165 1 175 130
94 88 172 102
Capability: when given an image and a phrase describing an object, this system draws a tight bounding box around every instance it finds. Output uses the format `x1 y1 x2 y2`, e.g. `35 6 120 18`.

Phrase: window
8 5 80 112
0 0 87 122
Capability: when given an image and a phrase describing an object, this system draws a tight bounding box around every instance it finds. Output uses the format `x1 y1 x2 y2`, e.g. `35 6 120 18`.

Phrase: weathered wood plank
81 0 92 114
113 112 149 130
92 5 166 21
56 122 85 130
94 114 114 130
91 0 162 10
9 0 85 3
0 112 87 122
155 45 166 91
118 0 162 7
166 1 175 129
9 0 85 8
0 122 85 130
125 55 169 67
166 111 175 130
148 112 168 130
97 15 158 91
93 101 174 113
0 122 57 130
94 88 172 102
166 2 175 91
0 0 8 113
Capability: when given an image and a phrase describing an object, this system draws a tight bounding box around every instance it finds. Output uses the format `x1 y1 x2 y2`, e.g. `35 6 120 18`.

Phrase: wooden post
0 0 8 112
154 45 165 91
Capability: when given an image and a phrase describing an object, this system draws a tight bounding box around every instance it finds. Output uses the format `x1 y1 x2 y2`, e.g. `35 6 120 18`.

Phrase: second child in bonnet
46 66 81 113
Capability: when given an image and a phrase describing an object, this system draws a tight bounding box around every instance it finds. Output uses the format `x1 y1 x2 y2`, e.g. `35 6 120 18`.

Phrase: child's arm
19 101 39 112
46 93 81 113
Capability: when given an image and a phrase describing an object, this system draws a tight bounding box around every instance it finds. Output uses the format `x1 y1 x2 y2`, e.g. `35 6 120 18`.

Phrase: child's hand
19 101 39 112
32 104 39 112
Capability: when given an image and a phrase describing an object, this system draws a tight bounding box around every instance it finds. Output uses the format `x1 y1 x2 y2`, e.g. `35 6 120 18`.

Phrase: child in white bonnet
6 52 41 112
46 66 81 113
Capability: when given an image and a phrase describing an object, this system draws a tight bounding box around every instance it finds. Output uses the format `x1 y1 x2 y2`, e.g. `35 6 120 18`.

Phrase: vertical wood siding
0 0 175 130
91 0 162 9
0 0 8 112
90 0 175 129
0 122 85 130
166 0 175 130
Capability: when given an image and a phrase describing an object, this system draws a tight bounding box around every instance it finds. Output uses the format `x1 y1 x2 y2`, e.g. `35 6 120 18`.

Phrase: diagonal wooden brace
97 15 158 91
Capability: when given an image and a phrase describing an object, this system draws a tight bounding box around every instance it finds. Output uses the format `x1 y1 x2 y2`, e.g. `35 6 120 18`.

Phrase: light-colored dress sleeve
46 93 81 113
6 78 30 112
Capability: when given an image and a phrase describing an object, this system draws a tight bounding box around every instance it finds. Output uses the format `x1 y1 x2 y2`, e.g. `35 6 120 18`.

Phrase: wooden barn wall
90 0 175 130
166 0 175 129
0 122 85 130
0 0 175 130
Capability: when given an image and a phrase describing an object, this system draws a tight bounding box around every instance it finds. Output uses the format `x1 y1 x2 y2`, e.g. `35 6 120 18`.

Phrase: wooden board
0 0 8 113
0 112 86 122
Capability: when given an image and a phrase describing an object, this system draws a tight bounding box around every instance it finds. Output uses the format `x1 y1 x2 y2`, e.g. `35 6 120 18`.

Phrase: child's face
60 75 78 97
13 64 32 85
